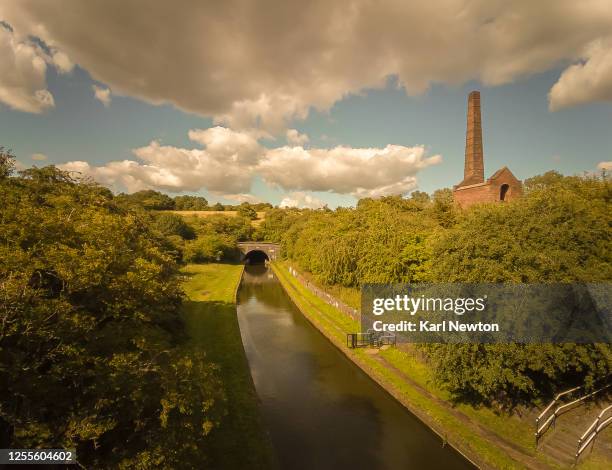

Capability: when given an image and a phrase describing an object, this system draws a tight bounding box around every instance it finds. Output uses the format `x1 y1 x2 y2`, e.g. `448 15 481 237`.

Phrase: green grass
378 346 533 450
182 263 243 303
181 263 275 469
272 261 547 470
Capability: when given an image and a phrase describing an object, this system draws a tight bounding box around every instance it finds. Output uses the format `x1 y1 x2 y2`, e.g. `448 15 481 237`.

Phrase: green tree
410 190 430 203
523 170 565 192
174 195 208 210
0 166 225 467
154 213 196 240
425 175 611 406
0 146 15 178
116 189 175 210
237 203 257 220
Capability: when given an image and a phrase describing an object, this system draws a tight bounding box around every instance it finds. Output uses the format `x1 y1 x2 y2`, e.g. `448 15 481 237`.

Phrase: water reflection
237 265 474 470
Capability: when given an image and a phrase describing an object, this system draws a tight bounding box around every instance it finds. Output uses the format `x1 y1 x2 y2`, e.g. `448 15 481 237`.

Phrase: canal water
236 265 474 470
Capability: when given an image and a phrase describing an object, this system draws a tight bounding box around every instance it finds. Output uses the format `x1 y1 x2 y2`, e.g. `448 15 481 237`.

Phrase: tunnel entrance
244 250 269 265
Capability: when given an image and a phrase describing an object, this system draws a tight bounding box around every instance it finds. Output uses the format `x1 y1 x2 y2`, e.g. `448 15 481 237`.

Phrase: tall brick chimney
461 90 484 186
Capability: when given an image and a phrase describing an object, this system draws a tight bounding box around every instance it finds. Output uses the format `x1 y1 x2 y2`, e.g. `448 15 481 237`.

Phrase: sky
1 1 611 208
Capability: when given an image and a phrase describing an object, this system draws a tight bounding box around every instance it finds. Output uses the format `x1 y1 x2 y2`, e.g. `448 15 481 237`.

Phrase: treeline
258 172 612 407
0 156 231 467
116 189 273 212
106 192 261 264
155 212 255 263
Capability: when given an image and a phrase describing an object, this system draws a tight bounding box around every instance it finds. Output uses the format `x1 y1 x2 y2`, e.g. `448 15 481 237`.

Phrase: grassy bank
181 263 275 469
271 261 562 470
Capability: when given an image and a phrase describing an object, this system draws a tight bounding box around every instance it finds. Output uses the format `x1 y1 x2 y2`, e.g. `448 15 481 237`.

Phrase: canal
237 264 475 470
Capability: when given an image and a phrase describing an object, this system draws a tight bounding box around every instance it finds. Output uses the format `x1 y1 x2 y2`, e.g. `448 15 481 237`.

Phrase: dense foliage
174 195 209 210
237 204 258 220
260 175 612 406
0 163 226 468
181 214 254 263
116 189 176 210
116 189 272 213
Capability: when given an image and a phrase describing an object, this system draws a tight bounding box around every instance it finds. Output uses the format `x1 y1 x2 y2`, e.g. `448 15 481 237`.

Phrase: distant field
167 210 266 225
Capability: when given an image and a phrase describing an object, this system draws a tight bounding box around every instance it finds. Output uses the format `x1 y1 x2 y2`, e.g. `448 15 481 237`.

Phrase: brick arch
237 242 280 263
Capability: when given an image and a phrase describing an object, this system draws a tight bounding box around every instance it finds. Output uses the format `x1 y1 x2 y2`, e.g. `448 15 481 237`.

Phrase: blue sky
1 1 611 208
2 66 610 207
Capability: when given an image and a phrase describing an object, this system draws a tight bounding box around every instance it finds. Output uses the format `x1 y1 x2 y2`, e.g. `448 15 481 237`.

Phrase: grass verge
181 263 275 469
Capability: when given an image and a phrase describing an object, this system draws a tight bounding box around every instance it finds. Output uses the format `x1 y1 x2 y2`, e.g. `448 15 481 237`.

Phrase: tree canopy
260 175 611 406
0 162 226 468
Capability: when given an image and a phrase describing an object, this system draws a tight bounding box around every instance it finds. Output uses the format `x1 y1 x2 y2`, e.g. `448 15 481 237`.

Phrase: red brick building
453 91 522 208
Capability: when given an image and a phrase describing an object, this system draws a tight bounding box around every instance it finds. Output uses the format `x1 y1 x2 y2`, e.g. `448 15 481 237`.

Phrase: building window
500 184 509 201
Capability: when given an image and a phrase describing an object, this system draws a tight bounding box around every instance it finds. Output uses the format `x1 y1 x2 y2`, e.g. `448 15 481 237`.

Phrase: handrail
578 404 612 444
575 412 612 465
536 386 581 426
535 381 611 446
347 330 396 348
535 386 581 445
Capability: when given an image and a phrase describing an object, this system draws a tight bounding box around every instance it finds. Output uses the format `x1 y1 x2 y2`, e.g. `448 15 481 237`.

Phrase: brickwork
237 242 280 261
453 91 523 208
462 90 485 186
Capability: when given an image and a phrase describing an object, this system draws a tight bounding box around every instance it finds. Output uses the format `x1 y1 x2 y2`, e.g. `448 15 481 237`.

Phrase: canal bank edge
270 261 553 470
234 263 245 303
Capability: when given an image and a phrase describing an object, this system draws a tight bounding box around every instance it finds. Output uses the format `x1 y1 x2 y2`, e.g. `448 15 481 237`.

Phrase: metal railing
535 381 611 446
347 332 373 348
535 386 581 445
574 404 612 465
346 330 396 349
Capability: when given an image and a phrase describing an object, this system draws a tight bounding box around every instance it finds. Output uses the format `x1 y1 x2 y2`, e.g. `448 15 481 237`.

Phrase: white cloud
58 127 263 194
31 153 48 161
597 161 612 171
286 129 309 146
280 192 326 209
223 193 262 203
0 26 54 113
2 1 611 128
57 126 440 198
92 85 111 107
259 145 441 198
549 38 612 111
187 127 262 165
51 50 74 74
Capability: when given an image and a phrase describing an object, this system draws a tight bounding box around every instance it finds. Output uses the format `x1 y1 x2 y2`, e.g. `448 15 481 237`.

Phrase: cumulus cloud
597 161 612 171
549 39 612 111
31 153 48 161
223 193 263 203
58 127 262 194
187 127 262 165
92 84 111 106
58 127 440 198
259 145 441 197
286 129 309 146
280 192 326 209
2 1 611 127
0 25 54 113
51 50 74 74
